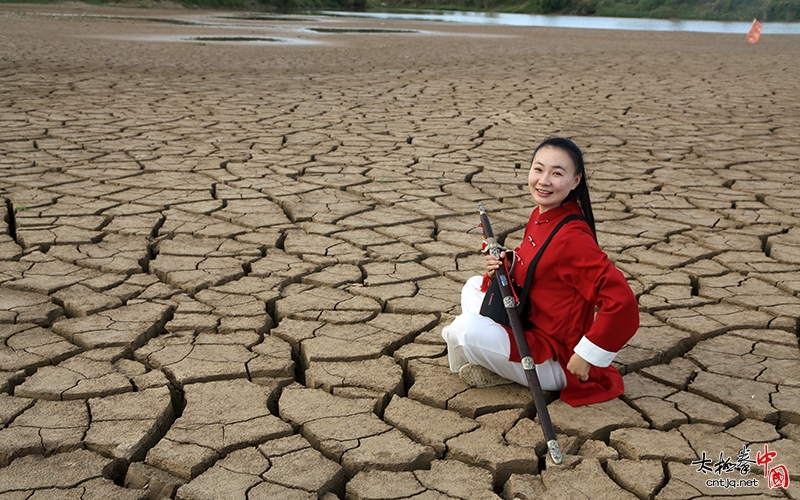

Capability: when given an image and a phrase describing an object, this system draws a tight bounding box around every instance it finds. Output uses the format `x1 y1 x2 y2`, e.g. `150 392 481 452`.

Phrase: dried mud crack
0 4 799 499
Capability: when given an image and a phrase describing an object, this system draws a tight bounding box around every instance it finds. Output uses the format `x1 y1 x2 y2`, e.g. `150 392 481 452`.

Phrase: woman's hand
567 353 591 382
485 251 505 277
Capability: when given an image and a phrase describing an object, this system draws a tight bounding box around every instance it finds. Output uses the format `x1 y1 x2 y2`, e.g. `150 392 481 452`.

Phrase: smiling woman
528 146 582 214
442 137 640 407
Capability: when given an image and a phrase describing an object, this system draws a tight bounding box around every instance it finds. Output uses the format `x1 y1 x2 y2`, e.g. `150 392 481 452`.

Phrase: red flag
747 19 762 44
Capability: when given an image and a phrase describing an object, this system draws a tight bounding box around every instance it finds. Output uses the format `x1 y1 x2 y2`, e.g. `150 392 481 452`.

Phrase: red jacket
506 201 640 406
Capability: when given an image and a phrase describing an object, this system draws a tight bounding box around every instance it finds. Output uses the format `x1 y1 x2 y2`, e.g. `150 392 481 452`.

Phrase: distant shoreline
2 0 796 23
318 10 800 34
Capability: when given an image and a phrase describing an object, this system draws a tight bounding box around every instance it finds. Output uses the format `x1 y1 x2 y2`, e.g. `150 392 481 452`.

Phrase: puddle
80 34 317 45
117 17 200 26
188 36 284 43
306 27 418 33
52 11 434 45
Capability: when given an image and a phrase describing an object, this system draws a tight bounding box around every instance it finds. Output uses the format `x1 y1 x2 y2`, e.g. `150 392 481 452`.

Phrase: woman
442 137 639 406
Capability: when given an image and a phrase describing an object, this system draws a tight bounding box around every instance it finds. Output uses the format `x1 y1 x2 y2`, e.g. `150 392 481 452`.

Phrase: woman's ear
572 173 582 190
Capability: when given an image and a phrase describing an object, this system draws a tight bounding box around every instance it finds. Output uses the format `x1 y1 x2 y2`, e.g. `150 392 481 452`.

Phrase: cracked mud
1 5 799 499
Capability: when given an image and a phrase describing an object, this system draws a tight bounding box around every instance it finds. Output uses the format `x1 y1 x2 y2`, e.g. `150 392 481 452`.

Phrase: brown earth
1 3 799 499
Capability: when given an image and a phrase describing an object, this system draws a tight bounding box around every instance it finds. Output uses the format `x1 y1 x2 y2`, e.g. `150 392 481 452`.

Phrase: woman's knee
465 275 484 290
536 359 567 392
460 276 486 315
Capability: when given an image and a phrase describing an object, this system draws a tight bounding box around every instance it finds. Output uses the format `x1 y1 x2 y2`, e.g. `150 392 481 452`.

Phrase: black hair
531 137 597 240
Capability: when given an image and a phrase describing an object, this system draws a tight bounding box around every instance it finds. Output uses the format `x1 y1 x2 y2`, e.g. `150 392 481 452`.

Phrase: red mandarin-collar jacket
506 200 640 406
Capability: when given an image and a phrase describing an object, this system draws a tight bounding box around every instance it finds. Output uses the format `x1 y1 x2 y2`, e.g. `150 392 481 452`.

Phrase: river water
320 10 800 34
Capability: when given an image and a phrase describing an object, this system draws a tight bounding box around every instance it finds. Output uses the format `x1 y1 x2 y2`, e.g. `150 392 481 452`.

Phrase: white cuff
573 336 616 368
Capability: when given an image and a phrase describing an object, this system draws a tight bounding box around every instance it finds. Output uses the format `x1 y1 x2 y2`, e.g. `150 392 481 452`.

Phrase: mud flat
1 4 799 498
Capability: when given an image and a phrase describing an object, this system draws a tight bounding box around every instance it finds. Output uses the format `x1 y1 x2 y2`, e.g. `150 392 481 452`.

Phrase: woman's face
528 146 582 213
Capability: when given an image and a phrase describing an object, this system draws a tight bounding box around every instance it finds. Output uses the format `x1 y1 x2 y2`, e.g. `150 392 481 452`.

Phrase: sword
477 203 563 465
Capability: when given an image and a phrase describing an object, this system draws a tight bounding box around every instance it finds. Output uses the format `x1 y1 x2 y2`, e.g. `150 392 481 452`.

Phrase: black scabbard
477 204 563 465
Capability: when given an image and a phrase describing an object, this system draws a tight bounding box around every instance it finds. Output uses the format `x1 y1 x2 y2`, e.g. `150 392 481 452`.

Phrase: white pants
442 276 567 392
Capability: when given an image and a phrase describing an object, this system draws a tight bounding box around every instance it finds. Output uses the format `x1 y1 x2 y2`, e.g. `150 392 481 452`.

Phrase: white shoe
458 364 513 388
